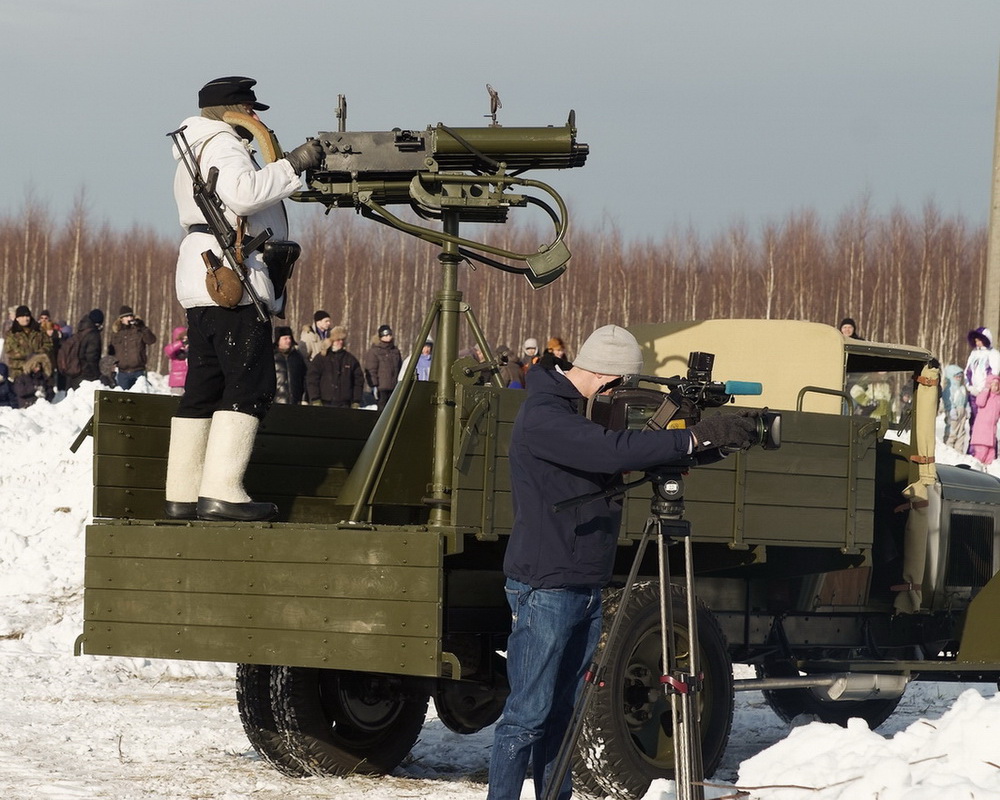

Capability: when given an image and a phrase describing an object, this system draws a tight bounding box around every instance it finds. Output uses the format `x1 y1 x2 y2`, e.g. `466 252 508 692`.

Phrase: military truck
76 105 1000 798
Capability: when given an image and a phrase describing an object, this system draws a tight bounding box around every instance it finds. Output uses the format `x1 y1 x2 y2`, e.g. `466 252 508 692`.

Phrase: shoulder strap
195 131 250 248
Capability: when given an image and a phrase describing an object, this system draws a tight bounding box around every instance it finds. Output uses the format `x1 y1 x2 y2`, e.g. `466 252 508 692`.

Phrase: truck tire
269 666 428 777
757 660 903 729
578 582 734 799
571 757 613 799
235 663 310 776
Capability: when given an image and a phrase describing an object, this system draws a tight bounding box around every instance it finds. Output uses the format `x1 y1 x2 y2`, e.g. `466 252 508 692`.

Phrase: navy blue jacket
505 367 694 589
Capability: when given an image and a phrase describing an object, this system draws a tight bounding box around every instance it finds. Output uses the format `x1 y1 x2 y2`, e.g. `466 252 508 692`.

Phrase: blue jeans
487 579 602 800
116 369 144 390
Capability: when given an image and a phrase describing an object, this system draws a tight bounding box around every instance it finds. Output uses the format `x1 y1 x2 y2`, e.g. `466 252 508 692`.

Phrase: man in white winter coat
164 76 323 522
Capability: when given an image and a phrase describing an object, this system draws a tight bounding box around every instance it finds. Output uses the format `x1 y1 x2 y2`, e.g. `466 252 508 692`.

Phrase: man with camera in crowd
108 305 157 390
487 324 760 800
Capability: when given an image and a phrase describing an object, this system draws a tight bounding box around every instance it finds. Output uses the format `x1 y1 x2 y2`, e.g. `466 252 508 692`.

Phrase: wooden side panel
453 385 877 552
80 522 449 677
90 391 376 522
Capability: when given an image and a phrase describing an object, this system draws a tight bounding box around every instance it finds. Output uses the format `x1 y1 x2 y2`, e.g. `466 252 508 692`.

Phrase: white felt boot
196 410 277 521
163 417 211 519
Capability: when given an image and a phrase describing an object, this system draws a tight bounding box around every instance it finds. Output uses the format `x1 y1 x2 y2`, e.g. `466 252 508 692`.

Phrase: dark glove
284 139 324 175
690 411 760 451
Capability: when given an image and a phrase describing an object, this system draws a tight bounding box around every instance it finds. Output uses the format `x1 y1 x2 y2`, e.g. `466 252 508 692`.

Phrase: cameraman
108 305 156 390
487 325 759 800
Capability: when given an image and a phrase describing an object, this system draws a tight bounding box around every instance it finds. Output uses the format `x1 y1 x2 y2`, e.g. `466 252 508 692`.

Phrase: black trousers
176 305 275 420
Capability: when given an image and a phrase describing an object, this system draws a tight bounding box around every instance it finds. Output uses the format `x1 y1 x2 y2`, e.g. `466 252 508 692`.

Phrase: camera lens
753 411 781 450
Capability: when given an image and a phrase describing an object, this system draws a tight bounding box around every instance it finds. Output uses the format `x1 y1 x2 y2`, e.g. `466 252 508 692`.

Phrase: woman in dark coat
273 326 307 405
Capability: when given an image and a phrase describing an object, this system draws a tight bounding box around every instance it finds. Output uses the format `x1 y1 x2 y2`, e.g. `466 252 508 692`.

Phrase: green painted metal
91 391 375 523
80 521 452 677
957 570 1000 663
452 385 878 555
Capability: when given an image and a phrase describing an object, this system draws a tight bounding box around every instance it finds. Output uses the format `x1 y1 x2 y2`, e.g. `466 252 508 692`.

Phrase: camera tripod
543 462 707 800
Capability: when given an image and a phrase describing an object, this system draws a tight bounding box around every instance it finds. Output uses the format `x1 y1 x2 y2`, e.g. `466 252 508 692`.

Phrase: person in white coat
164 76 323 522
964 326 1000 443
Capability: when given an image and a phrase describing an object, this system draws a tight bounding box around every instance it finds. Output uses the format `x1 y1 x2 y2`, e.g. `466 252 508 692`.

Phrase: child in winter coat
13 353 55 408
970 376 1000 464
163 326 189 394
941 364 970 453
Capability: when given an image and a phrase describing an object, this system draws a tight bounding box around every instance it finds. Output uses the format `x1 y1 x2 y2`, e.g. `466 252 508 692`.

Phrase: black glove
284 139 324 175
690 411 760 451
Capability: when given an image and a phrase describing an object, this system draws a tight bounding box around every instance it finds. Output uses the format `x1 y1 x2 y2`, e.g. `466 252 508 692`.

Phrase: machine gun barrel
312 122 588 185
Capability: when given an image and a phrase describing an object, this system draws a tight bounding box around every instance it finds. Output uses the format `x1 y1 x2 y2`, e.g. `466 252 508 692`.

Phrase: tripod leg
682 534 705 799
655 521 689 800
540 521 655 800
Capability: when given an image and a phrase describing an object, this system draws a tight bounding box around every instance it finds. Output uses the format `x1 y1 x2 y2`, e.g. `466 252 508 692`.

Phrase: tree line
0 193 986 374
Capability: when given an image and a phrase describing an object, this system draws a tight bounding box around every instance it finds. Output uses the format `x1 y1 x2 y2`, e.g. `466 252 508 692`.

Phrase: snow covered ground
2 380 1000 799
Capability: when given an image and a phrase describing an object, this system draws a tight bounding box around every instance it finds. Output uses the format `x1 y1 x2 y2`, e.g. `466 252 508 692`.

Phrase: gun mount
293 97 588 289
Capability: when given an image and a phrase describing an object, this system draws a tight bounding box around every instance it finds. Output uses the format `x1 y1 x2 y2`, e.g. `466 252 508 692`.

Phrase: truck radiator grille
946 513 995 589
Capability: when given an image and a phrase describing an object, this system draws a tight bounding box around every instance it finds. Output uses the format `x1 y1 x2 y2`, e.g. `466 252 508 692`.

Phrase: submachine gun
291 90 588 524
168 125 272 323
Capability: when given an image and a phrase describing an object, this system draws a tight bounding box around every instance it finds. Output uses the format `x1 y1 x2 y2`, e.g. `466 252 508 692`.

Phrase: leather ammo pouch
262 240 301 300
202 251 244 308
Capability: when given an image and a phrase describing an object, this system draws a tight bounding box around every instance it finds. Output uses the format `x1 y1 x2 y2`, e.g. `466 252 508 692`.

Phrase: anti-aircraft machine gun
292 91 589 526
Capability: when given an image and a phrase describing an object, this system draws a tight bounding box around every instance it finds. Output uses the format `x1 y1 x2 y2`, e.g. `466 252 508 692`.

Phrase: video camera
588 351 781 454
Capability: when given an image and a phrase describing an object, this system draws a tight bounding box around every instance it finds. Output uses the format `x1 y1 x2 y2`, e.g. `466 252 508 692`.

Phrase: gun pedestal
345 207 502 524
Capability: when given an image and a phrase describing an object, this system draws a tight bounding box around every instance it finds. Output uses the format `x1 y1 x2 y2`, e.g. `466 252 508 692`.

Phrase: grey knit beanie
573 325 642 376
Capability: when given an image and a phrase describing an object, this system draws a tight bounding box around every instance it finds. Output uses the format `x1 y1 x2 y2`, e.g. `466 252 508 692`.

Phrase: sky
1 376 999 798
2 1 999 245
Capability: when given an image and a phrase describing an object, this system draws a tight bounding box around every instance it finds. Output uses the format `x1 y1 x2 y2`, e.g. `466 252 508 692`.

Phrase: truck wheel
434 677 507 734
269 666 428 776
571 756 613 799
578 582 734 799
235 663 310 776
757 660 903 729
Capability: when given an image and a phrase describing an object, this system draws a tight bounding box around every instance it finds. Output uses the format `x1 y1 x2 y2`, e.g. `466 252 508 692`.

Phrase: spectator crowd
4 300 1000 467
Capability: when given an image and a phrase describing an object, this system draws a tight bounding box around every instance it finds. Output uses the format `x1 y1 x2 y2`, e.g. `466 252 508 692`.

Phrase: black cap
378 325 393 337
119 305 134 318
313 309 331 322
89 309 104 325
14 305 30 318
198 76 269 111
274 325 296 345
